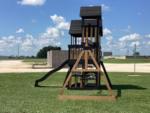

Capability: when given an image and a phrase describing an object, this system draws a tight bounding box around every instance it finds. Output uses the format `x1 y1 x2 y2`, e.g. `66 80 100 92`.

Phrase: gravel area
0 60 150 73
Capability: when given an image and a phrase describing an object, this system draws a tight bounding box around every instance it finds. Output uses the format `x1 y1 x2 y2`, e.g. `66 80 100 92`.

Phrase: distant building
133 52 140 56
47 50 68 68
103 52 112 56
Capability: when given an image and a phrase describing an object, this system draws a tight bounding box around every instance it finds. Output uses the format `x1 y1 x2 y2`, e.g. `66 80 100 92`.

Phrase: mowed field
0 72 150 113
1 58 150 64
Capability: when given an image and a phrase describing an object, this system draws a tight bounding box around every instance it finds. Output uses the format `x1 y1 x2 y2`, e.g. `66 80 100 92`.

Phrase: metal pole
18 43 20 58
133 44 136 73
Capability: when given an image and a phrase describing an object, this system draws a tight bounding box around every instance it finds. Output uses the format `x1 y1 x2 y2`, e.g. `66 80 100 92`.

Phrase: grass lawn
103 58 150 63
0 72 150 113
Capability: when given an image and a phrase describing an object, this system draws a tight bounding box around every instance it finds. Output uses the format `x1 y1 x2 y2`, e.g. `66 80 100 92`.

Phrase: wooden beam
72 69 100 72
94 27 97 43
101 75 113 96
88 50 100 70
85 27 88 69
82 27 84 43
60 51 84 95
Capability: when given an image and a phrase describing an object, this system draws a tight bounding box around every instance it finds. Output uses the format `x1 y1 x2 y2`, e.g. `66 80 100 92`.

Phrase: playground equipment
35 6 116 100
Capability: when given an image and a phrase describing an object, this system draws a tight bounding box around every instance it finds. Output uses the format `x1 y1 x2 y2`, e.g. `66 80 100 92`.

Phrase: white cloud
16 28 24 33
106 36 113 41
145 34 150 38
130 41 140 47
57 22 70 30
0 40 7 51
103 28 112 36
38 27 63 48
17 0 46 6
50 14 65 24
35 14 70 48
0 35 16 52
41 27 63 38
119 33 141 42
147 41 150 46
101 4 110 11
117 33 141 52
21 35 34 51
50 14 70 30
0 15 69 55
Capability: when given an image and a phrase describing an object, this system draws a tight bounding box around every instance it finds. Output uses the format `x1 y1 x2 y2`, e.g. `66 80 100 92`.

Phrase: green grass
103 58 150 63
0 72 150 113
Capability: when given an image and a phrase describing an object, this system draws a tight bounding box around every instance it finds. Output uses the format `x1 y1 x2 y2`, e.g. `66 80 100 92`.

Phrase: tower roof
69 19 103 37
69 20 82 37
80 6 101 18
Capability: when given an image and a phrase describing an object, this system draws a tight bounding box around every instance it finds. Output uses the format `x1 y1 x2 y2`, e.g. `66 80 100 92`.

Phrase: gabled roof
69 20 82 37
80 6 101 18
69 19 103 37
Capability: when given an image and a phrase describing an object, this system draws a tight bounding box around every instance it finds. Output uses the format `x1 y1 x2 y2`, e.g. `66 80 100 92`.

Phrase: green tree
36 46 61 58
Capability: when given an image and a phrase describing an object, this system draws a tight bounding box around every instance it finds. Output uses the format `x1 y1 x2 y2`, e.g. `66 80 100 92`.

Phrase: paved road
0 60 150 73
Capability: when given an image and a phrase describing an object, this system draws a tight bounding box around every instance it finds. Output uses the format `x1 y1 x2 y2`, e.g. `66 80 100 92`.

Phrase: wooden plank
90 26 93 39
59 95 116 101
85 27 88 47
94 25 97 38
88 50 100 70
85 27 88 69
82 27 84 43
102 75 113 96
72 69 100 72
68 76 72 88
96 20 100 61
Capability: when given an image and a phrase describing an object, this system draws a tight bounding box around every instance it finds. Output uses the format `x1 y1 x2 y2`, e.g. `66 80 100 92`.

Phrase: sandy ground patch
0 60 150 73
105 63 150 73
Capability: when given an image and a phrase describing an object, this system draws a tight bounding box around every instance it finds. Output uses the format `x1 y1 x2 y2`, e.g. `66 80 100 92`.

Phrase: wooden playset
35 6 116 101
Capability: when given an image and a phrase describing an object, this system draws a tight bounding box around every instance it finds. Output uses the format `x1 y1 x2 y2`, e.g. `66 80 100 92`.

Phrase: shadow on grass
111 84 146 97
35 84 146 97
35 85 62 88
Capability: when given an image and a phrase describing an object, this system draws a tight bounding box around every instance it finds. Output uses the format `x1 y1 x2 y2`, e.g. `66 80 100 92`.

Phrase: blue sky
0 0 150 56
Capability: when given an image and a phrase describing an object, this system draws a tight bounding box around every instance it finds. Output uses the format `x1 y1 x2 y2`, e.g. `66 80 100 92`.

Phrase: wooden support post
88 50 100 70
85 27 88 69
102 75 113 96
94 27 97 59
68 76 72 88
60 51 84 95
90 27 93 42
82 27 85 43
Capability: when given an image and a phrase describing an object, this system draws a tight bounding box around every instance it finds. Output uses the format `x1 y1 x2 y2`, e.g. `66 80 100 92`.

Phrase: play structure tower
66 6 103 88
35 6 116 100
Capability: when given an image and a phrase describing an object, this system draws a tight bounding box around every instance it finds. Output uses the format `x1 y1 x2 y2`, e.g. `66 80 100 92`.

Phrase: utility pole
17 43 20 58
133 44 137 73
126 48 129 56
